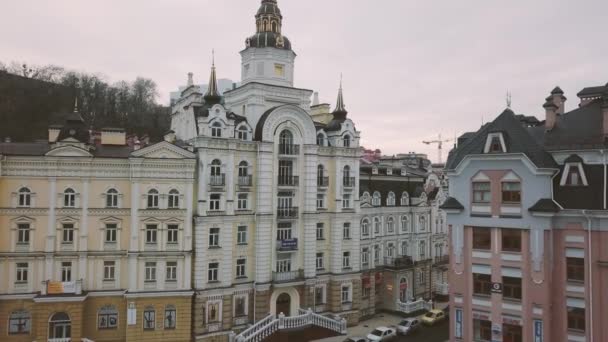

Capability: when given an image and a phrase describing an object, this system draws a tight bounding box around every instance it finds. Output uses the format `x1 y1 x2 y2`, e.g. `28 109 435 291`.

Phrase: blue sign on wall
534 320 543 342
279 238 298 250
455 308 463 338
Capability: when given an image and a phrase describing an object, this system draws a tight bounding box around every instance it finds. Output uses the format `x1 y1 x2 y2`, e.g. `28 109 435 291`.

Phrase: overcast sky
2 0 607 161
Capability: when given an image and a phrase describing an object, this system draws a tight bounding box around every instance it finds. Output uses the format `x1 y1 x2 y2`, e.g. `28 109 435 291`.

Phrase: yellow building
0 107 196 341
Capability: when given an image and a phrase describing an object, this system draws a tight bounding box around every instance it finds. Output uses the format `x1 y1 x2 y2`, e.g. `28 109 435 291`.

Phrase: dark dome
257 1 282 17
246 32 292 51
56 111 90 143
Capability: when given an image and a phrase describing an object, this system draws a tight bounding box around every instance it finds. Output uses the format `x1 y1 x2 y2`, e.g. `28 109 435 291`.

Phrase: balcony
317 177 329 188
209 174 226 187
278 144 300 156
277 207 299 219
383 256 414 269
278 175 299 187
276 238 298 251
343 177 356 188
238 175 253 187
435 282 449 295
272 269 304 283
433 255 449 265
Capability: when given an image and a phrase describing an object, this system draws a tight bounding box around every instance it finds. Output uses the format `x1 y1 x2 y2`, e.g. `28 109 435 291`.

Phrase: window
502 229 521 252
166 262 177 281
211 122 222 137
17 223 30 245
387 217 394 233
64 188 75 207
105 223 117 243
207 302 220 322
167 224 178 244
419 240 426 258
15 263 28 283
316 253 324 270
209 194 221 211
401 216 409 232
343 223 351 239
276 257 291 272
62 223 74 244
489 136 503 152
147 189 159 208
103 261 115 280
503 276 522 301
274 63 285 77
210 159 222 177
61 262 72 282
361 219 369 236
361 192 370 205
168 189 179 208
237 226 247 244
473 319 492 341
315 286 325 304
143 307 155 330
417 269 425 284
567 257 584 282
343 252 351 268
277 222 292 240
387 243 395 258
18 187 31 207
106 189 118 208
98 305 118 329
374 217 381 234
374 245 380 263
235 296 246 317
361 248 369 265
343 135 351 148
387 192 395 206
316 194 325 209
208 262 219 282
279 130 294 149
236 258 246 278
401 192 409 206
145 224 157 244
372 192 381 206
567 306 585 332
472 228 491 250
209 228 220 247
8 310 31 334
472 182 491 203
342 194 351 209
238 161 249 177
316 133 325 146
419 216 427 231
237 193 248 210
473 273 492 296
164 306 176 329
316 223 324 240
237 126 249 141
317 165 327 186
343 166 352 186
145 262 156 282
503 323 522 342
401 241 408 256
341 285 351 303
502 181 522 204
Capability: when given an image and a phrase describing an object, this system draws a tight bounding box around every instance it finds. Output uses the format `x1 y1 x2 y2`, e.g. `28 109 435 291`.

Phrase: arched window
238 161 248 177
237 126 249 141
168 189 180 209
164 305 177 329
143 306 155 330
271 21 277 32
401 215 409 232
343 135 351 148
49 312 71 339
361 192 370 205
18 187 31 207
387 243 395 258
317 165 327 187
361 218 370 236
419 215 427 231
372 191 381 206
401 241 408 256
387 217 395 233
387 192 395 206
210 159 222 176
8 310 31 334
211 122 222 138
147 189 159 209
279 130 293 146
401 192 409 206
64 188 75 208
106 188 118 208
374 217 381 234
419 240 427 259
317 133 325 146
98 305 118 329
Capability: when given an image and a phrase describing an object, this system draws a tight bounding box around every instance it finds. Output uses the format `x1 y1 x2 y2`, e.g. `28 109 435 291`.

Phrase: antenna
506 91 512 109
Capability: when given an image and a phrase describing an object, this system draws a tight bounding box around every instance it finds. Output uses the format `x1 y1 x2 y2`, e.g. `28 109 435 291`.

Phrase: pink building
442 84 608 342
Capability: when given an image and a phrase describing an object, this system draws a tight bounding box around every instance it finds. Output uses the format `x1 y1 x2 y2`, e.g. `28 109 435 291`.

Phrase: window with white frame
401 241 408 256
211 121 222 137
207 301 221 322
361 248 369 265
387 217 395 233
387 243 395 258
145 224 157 244
62 223 74 244
361 192 370 205
97 305 118 329
342 194 351 209
145 262 156 282
341 284 351 303
387 192 395 206
401 192 409 206
562 162 588 186
164 305 176 329
209 228 220 247
237 226 247 244
419 240 427 259
18 187 31 207
166 262 177 281
143 306 155 330
419 215 427 231
343 222 351 239
236 258 246 278
105 223 117 243
372 191 381 206
237 126 249 141
103 261 115 280
417 270 425 284
209 194 221 211
61 262 72 282
237 193 248 210
208 262 219 282
276 256 292 272
342 251 351 268
168 189 179 209
316 223 324 240
147 189 159 208
343 134 351 148
16 263 28 283
106 188 118 208
374 245 380 263
315 285 326 304
167 224 178 244
64 188 76 207
316 193 325 209
401 215 409 232
472 182 491 203
8 310 31 334
316 252 324 270
374 217 381 234
316 133 325 146
361 219 369 236
17 223 30 245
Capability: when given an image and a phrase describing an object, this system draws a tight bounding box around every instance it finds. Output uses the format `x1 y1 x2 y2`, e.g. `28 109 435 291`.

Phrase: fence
396 298 433 314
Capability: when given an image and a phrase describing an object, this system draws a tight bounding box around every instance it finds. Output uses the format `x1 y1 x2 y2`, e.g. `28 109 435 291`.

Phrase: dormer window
560 161 588 187
211 122 222 138
484 132 506 153
316 133 325 146
343 135 351 148
237 126 249 141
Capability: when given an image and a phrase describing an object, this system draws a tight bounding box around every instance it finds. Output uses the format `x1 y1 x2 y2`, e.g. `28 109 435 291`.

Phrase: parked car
421 309 446 325
396 318 420 335
442 305 450 319
367 326 397 341
344 337 368 342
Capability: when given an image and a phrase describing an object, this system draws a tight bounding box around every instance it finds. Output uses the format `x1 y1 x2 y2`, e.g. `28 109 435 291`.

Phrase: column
128 181 140 291
79 179 89 285
45 177 57 282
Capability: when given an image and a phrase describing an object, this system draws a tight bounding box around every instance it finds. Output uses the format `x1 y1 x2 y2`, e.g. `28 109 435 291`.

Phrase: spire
73 97 79 112
204 50 221 105
506 91 512 109
332 74 348 120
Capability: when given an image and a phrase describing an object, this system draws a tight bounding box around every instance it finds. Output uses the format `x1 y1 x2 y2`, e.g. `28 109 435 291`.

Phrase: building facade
444 85 608 342
0 108 196 342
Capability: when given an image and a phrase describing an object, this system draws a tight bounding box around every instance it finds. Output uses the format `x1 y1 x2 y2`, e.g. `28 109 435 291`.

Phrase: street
394 319 448 341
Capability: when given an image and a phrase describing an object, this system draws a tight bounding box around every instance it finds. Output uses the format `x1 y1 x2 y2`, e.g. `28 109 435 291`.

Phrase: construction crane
422 134 453 164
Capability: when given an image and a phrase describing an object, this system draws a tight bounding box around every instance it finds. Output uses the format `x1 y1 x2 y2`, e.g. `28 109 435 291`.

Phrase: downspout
582 210 593 342
602 150 606 210
253 141 260 322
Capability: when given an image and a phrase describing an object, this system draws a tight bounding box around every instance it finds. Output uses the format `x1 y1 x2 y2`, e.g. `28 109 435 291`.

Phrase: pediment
45 144 93 157
130 141 195 159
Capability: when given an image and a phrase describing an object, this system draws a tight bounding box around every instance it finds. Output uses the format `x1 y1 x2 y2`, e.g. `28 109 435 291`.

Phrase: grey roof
528 198 560 213
446 108 558 170
439 197 464 210
577 85 606 97
543 99 608 150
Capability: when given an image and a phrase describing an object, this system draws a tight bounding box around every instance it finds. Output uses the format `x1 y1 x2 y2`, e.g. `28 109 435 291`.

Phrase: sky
2 0 607 162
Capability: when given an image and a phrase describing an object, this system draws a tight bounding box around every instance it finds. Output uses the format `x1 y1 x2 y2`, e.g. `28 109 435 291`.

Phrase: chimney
551 86 567 115
544 97 558 131
101 128 126 145
187 72 194 86
312 92 320 106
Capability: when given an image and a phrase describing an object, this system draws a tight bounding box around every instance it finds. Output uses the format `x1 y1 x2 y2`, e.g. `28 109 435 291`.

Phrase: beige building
0 107 196 342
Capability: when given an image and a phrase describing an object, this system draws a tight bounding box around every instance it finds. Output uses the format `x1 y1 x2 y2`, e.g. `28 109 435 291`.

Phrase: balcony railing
238 175 253 187
209 174 226 187
317 177 329 187
278 175 299 187
433 255 449 265
272 269 304 283
383 256 414 269
277 207 298 219
343 177 356 187
278 144 300 155
276 238 298 251
435 282 449 295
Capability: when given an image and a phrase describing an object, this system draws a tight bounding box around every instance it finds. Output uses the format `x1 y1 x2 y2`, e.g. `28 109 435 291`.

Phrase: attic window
560 162 588 187
484 133 506 153
372 167 378 175
386 169 393 176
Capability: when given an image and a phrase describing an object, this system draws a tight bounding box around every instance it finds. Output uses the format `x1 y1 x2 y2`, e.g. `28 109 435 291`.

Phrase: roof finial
506 91 512 109
73 97 78 112
212 48 215 67
204 50 221 104
333 74 347 118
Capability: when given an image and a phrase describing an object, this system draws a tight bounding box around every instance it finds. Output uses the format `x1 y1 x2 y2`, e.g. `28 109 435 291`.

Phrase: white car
396 318 420 335
367 326 397 341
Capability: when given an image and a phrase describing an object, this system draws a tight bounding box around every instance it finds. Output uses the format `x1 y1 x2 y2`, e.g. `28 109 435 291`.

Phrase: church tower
241 0 296 87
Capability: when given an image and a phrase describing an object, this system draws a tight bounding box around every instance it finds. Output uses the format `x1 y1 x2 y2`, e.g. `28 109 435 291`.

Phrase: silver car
395 318 420 335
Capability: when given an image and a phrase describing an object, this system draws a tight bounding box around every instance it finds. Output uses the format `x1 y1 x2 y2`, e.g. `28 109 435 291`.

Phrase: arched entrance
49 312 71 339
399 278 408 302
276 293 291 316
